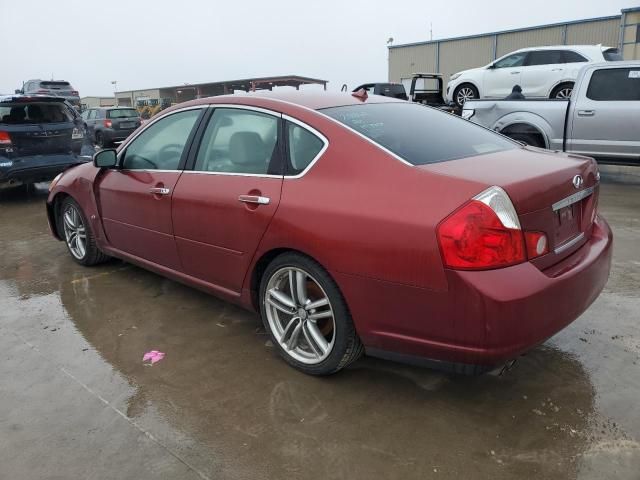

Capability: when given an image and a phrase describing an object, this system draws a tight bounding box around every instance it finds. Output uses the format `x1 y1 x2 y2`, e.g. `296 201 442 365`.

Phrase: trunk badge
572 175 584 189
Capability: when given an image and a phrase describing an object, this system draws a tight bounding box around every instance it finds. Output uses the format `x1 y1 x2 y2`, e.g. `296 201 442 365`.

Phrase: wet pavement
0 181 639 480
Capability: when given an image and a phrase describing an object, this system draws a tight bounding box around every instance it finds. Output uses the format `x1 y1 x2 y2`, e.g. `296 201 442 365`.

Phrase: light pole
111 81 118 106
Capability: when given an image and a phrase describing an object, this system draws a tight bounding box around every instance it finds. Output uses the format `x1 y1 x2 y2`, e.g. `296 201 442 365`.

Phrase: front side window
122 109 201 170
586 68 640 101
286 122 325 175
525 50 564 66
322 103 516 165
194 108 280 175
494 52 527 68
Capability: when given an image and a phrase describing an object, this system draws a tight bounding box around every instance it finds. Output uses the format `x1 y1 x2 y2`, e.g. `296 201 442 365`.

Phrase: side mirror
14 89 23 94
93 149 118 169
487 64 496 69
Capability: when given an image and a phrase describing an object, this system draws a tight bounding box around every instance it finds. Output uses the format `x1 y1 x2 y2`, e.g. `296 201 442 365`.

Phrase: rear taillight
437 186 525 270
36 89 48 93
104 119 112 128
0 131 12 145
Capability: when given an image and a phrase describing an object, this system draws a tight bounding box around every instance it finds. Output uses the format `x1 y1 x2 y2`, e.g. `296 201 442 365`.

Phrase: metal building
389 7 640 85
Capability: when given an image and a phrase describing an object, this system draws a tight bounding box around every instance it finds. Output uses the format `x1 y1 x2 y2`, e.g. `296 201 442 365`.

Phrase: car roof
514 45 611 53
177 90 403 112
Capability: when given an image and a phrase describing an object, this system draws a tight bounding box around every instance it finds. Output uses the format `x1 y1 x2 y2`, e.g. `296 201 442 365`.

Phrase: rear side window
286 122 325 175
108 109 138 118
562 51 588 63
587 68 640 101
322 103 516 165
602 48 623 61
0 102 74 124
525 50 564 66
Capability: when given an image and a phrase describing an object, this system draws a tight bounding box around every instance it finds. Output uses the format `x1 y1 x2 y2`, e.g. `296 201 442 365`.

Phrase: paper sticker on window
629 70 640 79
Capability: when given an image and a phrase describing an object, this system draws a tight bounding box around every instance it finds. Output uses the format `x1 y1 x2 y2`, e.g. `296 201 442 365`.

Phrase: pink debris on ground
142 350 165 365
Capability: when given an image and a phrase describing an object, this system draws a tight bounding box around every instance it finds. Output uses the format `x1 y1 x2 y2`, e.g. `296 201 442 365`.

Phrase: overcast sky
0 0 633 96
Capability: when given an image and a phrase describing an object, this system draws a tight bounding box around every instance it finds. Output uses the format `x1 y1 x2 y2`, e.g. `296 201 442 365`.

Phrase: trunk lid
107 108 141 131
421 147 599 268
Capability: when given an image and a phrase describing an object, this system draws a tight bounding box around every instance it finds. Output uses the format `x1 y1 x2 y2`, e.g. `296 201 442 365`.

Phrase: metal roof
388 13 622 50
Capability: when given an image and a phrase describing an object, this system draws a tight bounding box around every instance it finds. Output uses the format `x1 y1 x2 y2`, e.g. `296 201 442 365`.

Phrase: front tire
59 197 110 266
259 252 363 375
453 83 479 108
95 131 107 149
550 82 574 99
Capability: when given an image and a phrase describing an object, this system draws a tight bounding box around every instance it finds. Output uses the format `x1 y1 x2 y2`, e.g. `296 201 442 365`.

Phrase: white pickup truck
462 61 640 165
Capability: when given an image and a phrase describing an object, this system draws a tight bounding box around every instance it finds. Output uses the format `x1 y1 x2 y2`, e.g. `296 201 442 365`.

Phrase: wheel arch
548 80 575 98
48 192 71 240
492 113 553 149
454 81 481 99
500 123 548 148
248 247 334 311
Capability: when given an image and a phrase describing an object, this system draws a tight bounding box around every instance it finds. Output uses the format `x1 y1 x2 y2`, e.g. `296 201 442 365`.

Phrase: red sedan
46 91 612 375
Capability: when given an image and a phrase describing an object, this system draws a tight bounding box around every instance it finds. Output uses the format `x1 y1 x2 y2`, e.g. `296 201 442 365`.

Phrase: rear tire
59 197 110 266
95 131 107 149
550 82 574 99
507 132 544 148
259 252 364 375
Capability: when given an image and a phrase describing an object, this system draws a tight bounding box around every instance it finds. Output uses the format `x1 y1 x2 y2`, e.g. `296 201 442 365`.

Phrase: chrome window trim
554 232 585 254
119 169 182 173
551 186 595 212
116 105 206 170
282 114 329 179
181 171 282 179
273 97 414 168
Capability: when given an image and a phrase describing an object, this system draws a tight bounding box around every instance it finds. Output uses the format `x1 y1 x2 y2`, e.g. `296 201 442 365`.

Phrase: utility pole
430 22 433 41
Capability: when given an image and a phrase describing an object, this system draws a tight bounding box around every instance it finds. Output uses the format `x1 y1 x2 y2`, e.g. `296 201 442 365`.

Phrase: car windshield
108 109 139 118
0 101 74 124
321 102 517 165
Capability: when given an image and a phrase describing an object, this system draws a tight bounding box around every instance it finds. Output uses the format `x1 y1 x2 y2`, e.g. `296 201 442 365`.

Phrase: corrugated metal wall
622 11 640 60
495 26 563 56
566 18 619 46
388 44 437 82
438 36 495 86
389 16 624 84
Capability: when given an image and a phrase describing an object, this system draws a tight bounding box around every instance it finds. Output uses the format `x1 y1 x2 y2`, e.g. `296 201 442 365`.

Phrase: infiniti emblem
572 175 584 189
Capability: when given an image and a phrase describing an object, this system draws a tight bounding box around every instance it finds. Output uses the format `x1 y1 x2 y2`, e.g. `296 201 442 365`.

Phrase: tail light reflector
437 186 525 270
524 231 549 259
0 131 12 145
104 119 112 128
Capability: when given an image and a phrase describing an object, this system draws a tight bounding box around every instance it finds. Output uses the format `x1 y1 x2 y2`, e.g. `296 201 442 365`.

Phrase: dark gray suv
81 107 141 148
21 80 80 106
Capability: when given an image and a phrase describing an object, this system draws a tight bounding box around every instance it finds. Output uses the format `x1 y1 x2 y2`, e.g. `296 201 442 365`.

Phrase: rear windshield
40 81 71 88
602 48 623 61
0 102 74 124
107 109 139 118
321 103 516 165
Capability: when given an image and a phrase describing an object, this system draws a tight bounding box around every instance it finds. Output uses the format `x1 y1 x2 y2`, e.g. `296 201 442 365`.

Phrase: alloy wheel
62 204 87 260
456 87 475 105
555 88 573 99
264 267 336 364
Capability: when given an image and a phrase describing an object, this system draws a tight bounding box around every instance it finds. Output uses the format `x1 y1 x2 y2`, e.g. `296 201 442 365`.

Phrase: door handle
511 71 520 74
577 110 595 117
238 194 270 205
552 68 563 71
149 187 171 195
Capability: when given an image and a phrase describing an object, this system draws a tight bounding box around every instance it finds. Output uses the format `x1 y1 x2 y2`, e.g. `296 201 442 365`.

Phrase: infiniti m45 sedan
46 91 612 375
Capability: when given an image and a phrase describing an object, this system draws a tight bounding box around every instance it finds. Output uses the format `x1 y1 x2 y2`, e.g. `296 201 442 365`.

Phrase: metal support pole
435 41 440 72
561 24 568 44
492 34 498 60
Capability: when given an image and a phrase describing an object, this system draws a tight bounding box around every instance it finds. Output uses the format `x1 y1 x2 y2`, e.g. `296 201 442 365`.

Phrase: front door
568 66 640 162
483 51 527 98
97 108 204 269
172 107 284 293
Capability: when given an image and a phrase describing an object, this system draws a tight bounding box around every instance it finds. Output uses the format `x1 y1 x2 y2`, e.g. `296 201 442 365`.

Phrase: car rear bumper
336 216 613 372
0 154 87 186
102 128 137 143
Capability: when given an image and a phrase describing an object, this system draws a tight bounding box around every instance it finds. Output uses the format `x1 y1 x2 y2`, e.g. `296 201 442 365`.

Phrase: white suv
446 45 622 107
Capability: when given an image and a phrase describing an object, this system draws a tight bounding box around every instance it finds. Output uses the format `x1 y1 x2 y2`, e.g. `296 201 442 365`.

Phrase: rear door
483 52 527 98
568 66 640 162
96 107 204 269
521 50 565 97
171 106 284 293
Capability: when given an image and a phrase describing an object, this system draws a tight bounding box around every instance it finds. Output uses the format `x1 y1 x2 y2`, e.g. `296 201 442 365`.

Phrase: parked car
462 61 640 165
446 45 622 108
20 79 81 106
46 91 612 375
82 107 142 148
0 95 86 189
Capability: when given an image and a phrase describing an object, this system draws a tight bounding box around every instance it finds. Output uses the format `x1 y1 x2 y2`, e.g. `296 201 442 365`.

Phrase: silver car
21 79 80 106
